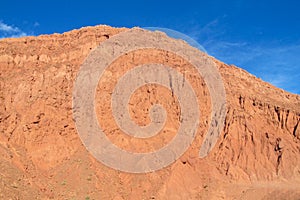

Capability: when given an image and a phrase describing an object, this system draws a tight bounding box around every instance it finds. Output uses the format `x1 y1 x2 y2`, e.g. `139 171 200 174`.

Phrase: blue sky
1 0 299 94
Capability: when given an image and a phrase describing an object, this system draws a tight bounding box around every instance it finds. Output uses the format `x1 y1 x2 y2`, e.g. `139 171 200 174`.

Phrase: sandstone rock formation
0 25 299 199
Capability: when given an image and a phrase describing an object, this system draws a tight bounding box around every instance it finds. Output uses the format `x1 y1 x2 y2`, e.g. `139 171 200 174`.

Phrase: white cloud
206 41 300 94
0 21 20 32
183 19 300 94
0 21 28 38
33 22 40 27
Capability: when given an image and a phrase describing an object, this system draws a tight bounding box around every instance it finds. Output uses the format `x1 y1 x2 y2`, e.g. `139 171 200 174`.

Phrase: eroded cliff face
214 61 300 181
0 25 299 199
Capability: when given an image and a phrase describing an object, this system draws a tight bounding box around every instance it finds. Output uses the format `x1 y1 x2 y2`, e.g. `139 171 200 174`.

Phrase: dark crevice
274 138 283 175
225 163 230 175
285 110 290 128
293 119 299 137
222 109 231 139
276 152 283 175
275 107 281 122
168 71 174 97
239 95 245 109
250 134 255 144
265 132 269 139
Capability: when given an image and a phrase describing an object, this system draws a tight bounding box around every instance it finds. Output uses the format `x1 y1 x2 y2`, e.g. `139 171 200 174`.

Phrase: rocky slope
0 25 299 199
